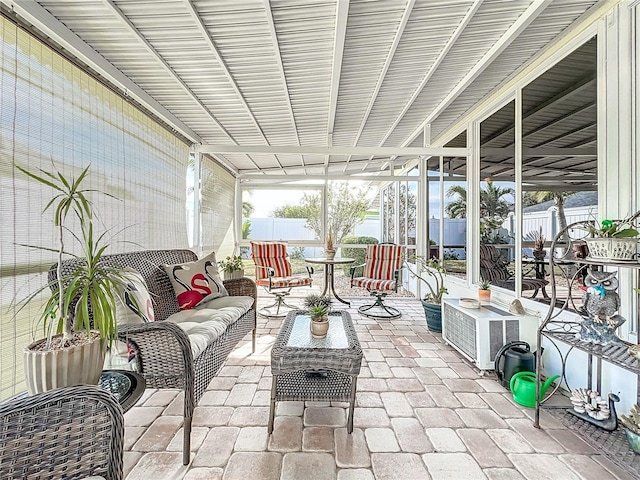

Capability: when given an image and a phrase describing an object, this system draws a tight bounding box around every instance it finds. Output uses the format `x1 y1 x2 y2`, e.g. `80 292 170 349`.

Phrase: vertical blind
200 156 235 259
0 16 190 399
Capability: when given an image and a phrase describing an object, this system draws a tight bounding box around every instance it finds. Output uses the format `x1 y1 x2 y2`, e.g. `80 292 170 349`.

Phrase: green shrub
341 236 379 275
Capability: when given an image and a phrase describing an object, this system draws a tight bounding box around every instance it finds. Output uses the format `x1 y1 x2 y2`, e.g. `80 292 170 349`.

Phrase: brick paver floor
123 296 633 479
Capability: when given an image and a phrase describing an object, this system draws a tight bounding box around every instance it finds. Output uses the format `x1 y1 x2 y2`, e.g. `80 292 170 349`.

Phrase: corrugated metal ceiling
5 0 602 178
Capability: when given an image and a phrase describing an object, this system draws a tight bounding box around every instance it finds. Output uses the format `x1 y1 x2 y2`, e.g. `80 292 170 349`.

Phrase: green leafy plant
480 280 491 291
304 294 332 311
405 255 448 304
308 304 329 321
218 254 244 274
621 404 640 434
586 212 640 238
16 164 125 349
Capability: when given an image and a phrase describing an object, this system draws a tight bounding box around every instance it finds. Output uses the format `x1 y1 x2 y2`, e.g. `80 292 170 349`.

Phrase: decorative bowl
459 298 480 309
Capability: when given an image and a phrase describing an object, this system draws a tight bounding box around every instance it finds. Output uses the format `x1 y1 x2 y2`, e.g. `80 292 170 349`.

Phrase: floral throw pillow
162 252 228 310
114 267 155 324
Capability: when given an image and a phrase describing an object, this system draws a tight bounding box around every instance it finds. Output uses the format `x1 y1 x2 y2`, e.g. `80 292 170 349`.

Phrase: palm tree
526 191 575 238
445 184 467 218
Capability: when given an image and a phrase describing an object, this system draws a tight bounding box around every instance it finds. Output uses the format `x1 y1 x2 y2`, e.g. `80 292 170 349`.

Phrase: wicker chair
250 241 313 317
0 385 124 480
53 249 257 465
350 244 403 319
480 244 549 297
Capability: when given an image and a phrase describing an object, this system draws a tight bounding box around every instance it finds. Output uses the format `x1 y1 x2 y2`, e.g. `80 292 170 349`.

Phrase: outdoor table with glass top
304 256 355 305
268 309 362 433
99 370 146 412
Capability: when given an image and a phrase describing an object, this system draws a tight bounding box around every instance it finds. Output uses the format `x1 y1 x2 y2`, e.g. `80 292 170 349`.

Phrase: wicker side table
268 310 362 433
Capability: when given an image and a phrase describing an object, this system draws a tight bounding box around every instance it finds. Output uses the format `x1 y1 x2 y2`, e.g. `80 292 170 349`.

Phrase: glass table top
287 314 348 349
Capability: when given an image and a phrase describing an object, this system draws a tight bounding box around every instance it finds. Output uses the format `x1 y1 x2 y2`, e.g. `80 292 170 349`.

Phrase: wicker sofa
55 249 257 466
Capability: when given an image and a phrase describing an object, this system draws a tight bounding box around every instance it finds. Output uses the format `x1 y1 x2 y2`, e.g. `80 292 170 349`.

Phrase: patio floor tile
119 296 632 479
281 452 336 480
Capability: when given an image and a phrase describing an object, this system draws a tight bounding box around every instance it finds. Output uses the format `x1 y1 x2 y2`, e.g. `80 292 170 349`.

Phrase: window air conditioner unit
442 298 539 373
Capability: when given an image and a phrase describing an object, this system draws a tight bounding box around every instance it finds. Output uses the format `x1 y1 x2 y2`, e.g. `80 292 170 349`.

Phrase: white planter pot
23 332 106 395
585 238 638 262
223 269 244 281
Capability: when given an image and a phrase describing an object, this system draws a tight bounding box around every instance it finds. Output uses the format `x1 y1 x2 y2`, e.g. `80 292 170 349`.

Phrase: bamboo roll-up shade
0 16 190 399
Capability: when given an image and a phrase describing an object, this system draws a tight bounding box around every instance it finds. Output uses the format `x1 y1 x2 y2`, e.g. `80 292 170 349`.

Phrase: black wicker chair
0 385 124 480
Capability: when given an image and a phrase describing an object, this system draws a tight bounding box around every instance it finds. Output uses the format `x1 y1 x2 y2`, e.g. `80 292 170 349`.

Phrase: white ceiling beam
481 147 597 156
327 0 350 137
344 0 415 171
196 144 467 156
401 0 552 148
2 0 201 143
102 0 236 142
185 0 282 171
263 0 303 168
375 0 484 151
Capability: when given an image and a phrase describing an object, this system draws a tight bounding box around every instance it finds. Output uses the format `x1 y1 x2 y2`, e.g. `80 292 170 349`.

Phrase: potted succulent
16 164 126 394
218 254 245 280
304 294 332 338
584 212 640 261
406 256 448 332
621 403 640 454
478 280 491 304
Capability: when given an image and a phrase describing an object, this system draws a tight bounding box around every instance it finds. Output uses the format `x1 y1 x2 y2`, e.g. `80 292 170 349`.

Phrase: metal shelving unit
533 217 640 473
535 223 640 420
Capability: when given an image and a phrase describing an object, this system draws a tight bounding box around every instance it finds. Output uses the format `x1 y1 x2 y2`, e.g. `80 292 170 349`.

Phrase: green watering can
509 371 560 408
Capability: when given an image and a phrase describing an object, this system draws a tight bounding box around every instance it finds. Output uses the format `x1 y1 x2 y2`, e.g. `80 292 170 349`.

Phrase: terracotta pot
478 289 491 304
310 317 330 338
24 332 106 395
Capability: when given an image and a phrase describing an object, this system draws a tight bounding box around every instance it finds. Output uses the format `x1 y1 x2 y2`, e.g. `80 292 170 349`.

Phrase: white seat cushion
165 296 254 358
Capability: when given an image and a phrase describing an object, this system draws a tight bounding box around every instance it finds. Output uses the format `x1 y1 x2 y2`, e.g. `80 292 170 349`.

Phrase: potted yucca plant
16 164 126 394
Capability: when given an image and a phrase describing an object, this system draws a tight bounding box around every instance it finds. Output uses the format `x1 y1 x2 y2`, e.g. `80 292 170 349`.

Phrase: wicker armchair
0 385 124 480
53 249 257 465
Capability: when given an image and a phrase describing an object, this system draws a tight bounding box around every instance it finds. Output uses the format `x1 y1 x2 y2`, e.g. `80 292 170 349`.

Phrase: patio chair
0 384 124 480
350 243 403 319
480 244 549 297
250 241 313 317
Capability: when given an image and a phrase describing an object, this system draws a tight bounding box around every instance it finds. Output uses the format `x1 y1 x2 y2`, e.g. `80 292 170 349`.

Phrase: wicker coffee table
268 309 362 433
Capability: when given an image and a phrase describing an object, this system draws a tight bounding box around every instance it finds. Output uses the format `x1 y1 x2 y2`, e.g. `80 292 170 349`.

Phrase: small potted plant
309 304 330 338
218 254 244 281
405 256 448 332
304 294 332 338
621 403 640 454
478 280 491 304
584 212 640 261
16 164 126 394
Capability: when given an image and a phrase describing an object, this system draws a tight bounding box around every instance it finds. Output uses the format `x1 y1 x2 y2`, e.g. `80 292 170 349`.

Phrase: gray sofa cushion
165 296 254 357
